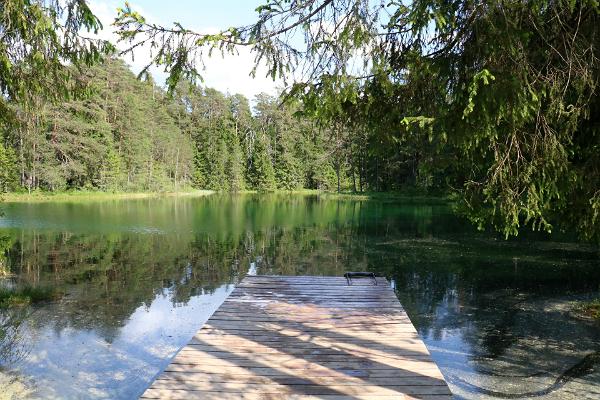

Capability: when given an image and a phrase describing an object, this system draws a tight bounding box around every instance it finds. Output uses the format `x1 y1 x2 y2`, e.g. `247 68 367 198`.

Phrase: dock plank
140 275 452 399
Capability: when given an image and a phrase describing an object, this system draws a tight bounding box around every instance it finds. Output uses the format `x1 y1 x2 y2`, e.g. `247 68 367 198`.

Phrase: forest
0 57 427 194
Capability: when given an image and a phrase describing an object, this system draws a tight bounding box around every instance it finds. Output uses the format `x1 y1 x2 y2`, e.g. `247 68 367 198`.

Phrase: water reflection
0 194 598 399
0 307 32 367
387 240 600 399
13 287 231 399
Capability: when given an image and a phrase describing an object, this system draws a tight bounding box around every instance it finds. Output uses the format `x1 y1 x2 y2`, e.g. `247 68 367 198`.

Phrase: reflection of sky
413 286 600 400
415 286 475 400
424 331 473 400
15 285 232 399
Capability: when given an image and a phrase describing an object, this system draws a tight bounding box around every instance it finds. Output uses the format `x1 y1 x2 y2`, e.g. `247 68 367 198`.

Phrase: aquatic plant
0 286 61 308
574 299 600 320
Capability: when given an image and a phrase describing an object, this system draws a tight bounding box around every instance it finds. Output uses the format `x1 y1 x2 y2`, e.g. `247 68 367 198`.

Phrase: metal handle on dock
344 272 378 286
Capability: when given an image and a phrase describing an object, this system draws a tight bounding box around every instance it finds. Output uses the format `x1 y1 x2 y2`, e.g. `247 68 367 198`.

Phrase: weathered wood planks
140 275 452 399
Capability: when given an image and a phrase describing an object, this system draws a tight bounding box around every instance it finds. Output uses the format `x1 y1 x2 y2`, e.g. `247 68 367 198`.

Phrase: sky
89 0 283 100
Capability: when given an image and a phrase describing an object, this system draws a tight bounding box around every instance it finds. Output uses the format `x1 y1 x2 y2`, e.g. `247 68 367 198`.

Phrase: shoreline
0 189 451 204
316 191 452 203
0 190 216 203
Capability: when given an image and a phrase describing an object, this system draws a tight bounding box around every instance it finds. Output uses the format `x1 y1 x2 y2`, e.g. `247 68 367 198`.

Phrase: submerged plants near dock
574 299 600 321
0 286 61 308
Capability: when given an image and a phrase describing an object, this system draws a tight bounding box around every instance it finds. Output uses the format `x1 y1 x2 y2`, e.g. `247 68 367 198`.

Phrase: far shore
1 189 451 204
1 190 216 203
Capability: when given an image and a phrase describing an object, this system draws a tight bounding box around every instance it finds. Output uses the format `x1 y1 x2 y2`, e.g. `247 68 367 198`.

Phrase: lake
0 194 599 399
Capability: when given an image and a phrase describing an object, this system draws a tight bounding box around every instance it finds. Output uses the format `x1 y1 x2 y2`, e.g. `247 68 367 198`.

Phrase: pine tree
0 142 18 192
227 132 246 192
208 138 228 191
99 148 122 191
3 58 195 193
248 133 276 192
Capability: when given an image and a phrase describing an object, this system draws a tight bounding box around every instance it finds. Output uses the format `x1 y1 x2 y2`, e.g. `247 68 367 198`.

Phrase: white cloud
88 0 282 100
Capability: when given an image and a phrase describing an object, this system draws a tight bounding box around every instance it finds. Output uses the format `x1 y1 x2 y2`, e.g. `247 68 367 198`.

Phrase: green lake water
0 194 599 399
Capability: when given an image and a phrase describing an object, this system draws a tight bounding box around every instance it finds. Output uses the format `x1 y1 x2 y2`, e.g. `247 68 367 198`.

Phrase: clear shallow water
0 194 598 399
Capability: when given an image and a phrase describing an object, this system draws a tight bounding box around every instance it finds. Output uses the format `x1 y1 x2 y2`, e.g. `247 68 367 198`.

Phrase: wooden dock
141 275 452 399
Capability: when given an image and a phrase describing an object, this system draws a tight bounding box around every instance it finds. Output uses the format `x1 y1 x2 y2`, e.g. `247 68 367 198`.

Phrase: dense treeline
0 58 425 193
169 82 339 192
1 59 193 192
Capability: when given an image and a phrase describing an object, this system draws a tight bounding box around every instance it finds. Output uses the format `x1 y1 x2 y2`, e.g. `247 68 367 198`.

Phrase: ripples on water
0 194 598 399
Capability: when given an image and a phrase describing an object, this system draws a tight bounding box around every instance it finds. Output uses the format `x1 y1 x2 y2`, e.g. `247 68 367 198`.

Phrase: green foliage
209 139 228 191
227 133 246 192
165 86 348 193
0 0 112 119
1 57 358 195
431 1 600 242
4 58 194 192
0 285 59 308
98 148 122 191
0 141 18 192
248 133 276 192
0 234 13 277
574 299 600 320
114 0 600 242
254 94 305 190
312 162 338 191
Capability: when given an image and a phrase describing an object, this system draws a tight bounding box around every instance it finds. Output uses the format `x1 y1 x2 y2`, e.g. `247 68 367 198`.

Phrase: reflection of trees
382 232 600 389
1 195 598 377
0 199 368 341
6 231 238 340
0 307 32 367
1 204 374 340
0 234 13 277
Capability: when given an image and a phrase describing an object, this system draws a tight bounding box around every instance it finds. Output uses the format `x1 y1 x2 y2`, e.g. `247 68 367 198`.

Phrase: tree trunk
19 136 25 189
174 148 180 191
336 161 340 193
32 142 36 191
358 152 363 192
376 157 379 192
351 148 357 192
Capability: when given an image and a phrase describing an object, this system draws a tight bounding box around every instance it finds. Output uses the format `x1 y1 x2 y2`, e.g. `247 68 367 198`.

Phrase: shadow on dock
140 275 453 399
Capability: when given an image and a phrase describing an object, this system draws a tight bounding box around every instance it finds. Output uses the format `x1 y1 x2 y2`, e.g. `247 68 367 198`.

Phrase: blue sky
132 1 265 29
90 0 282 100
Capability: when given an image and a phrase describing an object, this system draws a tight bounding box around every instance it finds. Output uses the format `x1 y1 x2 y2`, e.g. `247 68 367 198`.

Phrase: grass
1 188 452 204
1 189 215 203
232 189 321 195
316 190 453 204
574 299 600 320
0 285 62 308
228 189 451 203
